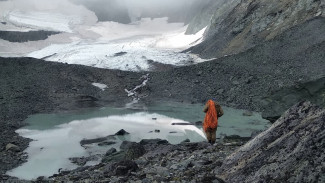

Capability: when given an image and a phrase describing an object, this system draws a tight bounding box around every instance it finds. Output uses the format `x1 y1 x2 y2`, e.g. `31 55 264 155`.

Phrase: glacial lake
7 102 271 180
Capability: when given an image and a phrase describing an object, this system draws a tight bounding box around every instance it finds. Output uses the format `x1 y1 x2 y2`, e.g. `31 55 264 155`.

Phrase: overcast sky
1 0 209 23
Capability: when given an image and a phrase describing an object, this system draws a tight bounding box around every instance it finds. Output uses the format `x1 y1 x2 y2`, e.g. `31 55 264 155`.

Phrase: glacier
0 0 208 71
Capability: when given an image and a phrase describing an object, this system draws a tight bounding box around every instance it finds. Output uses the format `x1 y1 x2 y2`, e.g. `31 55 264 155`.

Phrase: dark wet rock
80 137 107 146
171 122 194 125
217 101 325 183
154 129 160 133
262 114 281 123
105 148 117 156
113 52 127 57
139 139 169 146
115 129 129 136
114 160 138 176
69 155 101 166
120 141 146 160
98 141 116 146
195 121 203 125
201 176 225 183
181 139 190 143
0 30 59 42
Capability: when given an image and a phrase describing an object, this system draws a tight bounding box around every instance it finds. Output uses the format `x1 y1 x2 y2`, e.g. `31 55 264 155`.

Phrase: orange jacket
203 100 223 131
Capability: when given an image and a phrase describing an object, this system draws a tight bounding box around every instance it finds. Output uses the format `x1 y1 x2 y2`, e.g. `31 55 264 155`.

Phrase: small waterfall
124 73 149 109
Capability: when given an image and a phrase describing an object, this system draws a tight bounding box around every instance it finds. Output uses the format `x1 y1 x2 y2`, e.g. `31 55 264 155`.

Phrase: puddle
7 102 270 180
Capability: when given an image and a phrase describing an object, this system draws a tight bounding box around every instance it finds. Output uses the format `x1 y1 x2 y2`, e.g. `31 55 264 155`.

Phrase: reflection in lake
7 102 270 180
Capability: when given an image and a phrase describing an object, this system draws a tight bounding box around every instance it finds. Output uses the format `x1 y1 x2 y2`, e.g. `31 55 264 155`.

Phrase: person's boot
208 140 212 144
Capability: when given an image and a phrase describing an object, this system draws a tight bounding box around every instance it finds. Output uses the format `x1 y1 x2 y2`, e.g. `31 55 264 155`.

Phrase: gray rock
69 155 100 166
217 101 325 183
105 148 117 156
80 137 107 146
113 52 127 57
98 141 116 146
120 141 146 160
6 143 20 152
140 139 169 145
114 160 138 176
115 129 129 136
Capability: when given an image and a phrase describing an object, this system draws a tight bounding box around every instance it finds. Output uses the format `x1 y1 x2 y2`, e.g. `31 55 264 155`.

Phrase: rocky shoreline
3 101 323 183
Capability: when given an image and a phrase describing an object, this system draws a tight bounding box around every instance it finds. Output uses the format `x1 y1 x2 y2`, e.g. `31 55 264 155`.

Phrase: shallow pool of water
7 102 270 180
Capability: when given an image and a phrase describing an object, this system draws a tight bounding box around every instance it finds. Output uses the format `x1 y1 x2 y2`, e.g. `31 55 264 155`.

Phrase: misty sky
1 0 208 23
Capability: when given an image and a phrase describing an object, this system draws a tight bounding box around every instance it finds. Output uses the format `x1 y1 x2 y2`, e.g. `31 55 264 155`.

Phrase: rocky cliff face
190 0 325 58
185 0 240 35
217 101 325 183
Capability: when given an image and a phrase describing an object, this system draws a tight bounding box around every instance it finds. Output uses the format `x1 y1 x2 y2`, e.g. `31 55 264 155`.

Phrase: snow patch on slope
92 83 108 91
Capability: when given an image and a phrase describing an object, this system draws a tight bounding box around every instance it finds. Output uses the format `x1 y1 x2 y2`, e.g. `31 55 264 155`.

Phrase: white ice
0 0 97 32
92 83 108 91
0 0 208 72
7 112 205 180
26 18 207 71
4 10 81 33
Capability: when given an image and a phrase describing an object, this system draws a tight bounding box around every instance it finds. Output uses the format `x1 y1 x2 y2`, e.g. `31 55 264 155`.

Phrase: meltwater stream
7 102 270 180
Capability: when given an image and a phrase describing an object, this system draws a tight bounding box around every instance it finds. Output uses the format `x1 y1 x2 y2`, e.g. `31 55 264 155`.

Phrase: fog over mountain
0 0 209 24
71 0 209 23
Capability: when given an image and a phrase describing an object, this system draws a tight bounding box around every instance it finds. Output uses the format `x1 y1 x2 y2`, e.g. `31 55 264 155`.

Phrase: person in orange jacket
203 99 224 144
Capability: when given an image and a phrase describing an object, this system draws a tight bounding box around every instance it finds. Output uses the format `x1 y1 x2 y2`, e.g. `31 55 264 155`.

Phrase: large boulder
217 101 325 183
120 141 146 160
